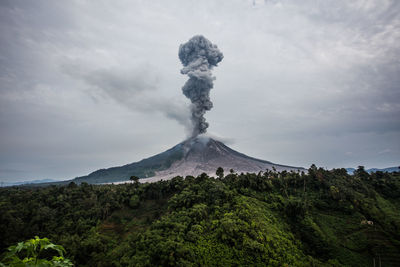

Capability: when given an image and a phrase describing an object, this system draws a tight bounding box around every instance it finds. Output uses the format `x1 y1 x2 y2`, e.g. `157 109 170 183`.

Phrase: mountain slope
73 142 185 184
74 136 304 184
346 167 400 175
0 179 58 187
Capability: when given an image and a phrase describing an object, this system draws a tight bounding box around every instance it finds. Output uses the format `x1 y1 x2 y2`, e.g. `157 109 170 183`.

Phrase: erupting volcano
72 35 304 184
74 135 304 184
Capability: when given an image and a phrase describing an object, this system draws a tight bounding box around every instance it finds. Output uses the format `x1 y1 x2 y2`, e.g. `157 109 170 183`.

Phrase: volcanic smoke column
179 35 223 137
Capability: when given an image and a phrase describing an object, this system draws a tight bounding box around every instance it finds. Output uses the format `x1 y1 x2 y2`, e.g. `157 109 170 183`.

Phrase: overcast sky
1 0 399 182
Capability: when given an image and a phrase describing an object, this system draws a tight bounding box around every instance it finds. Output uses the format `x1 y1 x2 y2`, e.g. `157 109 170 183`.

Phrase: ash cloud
61 63 191 131
179 35 223 137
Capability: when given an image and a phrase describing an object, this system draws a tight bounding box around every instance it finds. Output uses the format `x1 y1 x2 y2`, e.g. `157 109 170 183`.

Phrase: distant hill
73 136 305 184
0 178 59 187
346 166 400 175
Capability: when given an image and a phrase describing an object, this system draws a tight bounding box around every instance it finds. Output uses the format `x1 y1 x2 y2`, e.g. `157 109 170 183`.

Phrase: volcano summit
70 36 304 184
73 136 304 184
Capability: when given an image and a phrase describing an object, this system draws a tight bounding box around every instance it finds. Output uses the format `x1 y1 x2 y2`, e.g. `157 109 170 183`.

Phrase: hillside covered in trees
1 166 400 266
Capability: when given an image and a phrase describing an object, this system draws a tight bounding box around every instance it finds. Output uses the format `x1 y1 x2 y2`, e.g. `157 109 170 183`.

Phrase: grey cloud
61 63 192 132
1 0 400 182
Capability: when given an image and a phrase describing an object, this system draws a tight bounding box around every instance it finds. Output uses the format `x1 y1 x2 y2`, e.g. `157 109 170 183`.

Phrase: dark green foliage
216 167 224 178
129 176 139 183
0 236 73 266
0 169 400 266
129 195 140 208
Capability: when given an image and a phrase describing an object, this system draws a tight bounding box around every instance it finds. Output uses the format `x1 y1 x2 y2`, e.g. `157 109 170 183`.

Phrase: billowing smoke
62 63 192 132
179 35 223 138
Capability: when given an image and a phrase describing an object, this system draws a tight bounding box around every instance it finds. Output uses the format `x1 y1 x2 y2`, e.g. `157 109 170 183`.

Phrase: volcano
70 37 305 184
73 136 305 184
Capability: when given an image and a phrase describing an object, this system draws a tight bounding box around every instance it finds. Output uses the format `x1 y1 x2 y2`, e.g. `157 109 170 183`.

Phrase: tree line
1 166 400 266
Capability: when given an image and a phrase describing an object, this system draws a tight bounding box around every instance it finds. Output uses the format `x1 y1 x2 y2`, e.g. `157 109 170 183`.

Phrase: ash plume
179 35 223 138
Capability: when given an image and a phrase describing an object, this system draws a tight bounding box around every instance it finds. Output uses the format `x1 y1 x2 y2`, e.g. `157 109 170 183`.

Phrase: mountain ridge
74 136 305 184
346 166 400 175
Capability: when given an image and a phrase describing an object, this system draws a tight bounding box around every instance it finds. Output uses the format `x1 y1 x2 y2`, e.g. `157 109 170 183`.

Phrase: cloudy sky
1 0 399 182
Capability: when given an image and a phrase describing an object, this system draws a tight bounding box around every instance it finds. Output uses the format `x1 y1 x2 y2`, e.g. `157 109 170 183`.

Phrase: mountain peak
74 137 304 184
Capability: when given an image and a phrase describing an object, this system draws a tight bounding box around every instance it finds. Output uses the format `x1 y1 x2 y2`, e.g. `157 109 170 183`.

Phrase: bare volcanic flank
141 137 303 182
73 136 304 184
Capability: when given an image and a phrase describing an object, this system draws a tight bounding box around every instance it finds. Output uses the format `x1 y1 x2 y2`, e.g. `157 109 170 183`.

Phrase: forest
1 166 400 266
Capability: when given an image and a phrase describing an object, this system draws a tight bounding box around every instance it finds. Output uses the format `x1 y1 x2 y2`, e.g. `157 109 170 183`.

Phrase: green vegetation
1 166 400 266
0 236 72 266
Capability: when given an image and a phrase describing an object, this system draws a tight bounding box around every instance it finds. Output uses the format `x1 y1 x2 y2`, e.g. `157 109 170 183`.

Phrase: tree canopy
1 167 400 266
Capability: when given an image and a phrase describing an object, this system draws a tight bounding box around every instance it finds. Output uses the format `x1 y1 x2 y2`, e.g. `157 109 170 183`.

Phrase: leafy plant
0 236 73 266
1 169 399 266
